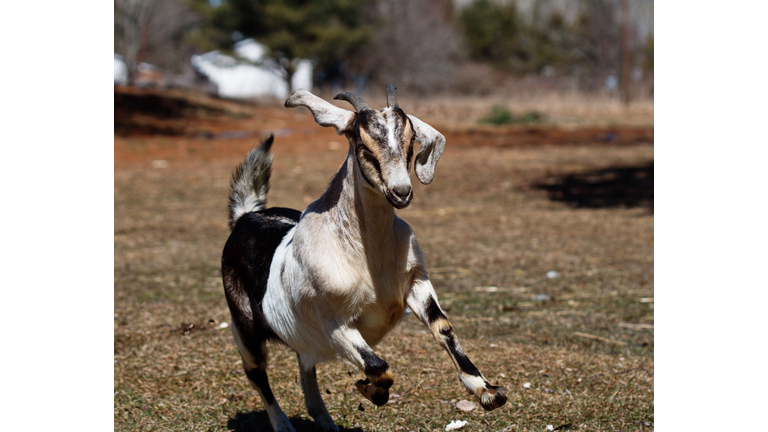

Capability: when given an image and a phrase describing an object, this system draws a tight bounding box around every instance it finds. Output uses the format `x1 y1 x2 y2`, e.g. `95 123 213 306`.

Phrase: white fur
234 90 503 431
285 89 355 135
408 114 445 185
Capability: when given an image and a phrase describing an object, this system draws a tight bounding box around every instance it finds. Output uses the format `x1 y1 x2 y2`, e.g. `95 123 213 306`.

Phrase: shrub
479 105 544 125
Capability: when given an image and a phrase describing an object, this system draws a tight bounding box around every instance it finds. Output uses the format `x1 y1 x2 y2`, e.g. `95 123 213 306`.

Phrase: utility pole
621 0 631 105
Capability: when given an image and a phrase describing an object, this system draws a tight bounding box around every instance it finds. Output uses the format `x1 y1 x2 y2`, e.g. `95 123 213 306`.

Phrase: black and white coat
222 88 506 432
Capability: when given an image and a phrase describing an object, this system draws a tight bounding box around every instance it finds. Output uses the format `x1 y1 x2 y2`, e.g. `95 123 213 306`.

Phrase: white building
191 39 312 99
114 54 128 85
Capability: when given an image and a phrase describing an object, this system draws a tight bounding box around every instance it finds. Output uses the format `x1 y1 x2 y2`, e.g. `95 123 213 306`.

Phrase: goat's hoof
356 378 389 406
476 383 507 411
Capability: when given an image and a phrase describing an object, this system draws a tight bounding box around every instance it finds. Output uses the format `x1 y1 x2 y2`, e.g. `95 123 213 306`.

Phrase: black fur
222 207 301 352
245 367 277 405
356 110 387 143
445 334 482 377
423 297 483 378
358 348 391 382
406 140 414 172
424 297 446 324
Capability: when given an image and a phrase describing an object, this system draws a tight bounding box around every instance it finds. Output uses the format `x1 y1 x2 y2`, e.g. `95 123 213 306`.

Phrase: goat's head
285 86 445 209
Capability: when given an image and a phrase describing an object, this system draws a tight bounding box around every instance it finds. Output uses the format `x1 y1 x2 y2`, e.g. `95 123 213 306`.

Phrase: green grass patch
479 105 544 125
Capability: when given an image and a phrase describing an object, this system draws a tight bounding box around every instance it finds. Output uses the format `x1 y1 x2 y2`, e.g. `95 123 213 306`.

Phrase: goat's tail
228 135 274 230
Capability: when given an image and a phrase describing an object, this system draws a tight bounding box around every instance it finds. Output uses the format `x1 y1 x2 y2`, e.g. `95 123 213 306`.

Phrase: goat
222 86 507 432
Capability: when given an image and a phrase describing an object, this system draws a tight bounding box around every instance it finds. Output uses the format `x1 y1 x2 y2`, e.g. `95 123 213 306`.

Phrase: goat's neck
319 153 396 248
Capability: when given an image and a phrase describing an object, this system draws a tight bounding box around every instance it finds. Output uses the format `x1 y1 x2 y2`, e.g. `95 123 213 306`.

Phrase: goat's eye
357 143 372 153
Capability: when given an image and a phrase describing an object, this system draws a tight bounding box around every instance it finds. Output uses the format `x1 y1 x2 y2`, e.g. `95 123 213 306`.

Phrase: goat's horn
386 84 398 109
333 92 372 112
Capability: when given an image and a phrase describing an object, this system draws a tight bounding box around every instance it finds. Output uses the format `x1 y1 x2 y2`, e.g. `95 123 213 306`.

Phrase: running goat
222 86 507 432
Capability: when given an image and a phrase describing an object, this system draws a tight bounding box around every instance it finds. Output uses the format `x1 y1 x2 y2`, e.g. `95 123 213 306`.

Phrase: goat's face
352 107 415 208
285 86 446 206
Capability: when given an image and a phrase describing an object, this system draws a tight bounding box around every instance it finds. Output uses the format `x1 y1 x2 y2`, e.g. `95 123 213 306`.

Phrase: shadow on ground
114 89 232 136
228 411 364 432
531 161 653 211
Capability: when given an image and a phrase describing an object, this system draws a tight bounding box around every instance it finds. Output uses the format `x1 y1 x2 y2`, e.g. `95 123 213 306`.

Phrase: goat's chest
353 269 411 346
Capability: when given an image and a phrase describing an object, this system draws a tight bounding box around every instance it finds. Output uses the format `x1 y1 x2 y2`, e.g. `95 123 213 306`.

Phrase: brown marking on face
359 127 385 160
402 117 414 147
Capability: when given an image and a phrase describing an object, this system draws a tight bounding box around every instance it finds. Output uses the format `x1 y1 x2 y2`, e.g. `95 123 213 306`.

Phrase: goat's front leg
327 323 393 406
406 274 508 411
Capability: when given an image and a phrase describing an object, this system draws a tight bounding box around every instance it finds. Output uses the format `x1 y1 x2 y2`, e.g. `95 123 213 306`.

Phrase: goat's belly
261 228 338 360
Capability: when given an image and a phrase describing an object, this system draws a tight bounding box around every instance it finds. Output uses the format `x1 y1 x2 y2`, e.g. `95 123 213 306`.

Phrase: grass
479 105 544 125
115 88 653 432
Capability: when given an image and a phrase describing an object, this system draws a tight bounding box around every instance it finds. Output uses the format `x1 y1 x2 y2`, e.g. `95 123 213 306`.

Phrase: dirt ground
114 87 653 431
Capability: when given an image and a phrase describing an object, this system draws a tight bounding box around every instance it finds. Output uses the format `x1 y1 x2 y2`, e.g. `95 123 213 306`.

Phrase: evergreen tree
190 0 374 90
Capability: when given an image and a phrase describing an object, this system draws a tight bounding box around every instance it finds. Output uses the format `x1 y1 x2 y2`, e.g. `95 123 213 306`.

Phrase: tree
362 0 460 93
114 0 202 84
458 0 526 70
572 0 621 90
190 0 375 91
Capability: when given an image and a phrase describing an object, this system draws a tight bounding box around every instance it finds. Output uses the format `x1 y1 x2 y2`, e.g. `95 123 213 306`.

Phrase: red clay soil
114 86 653 165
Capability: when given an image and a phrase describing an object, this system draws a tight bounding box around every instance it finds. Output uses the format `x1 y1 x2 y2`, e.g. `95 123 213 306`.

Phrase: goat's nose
392 184 412 200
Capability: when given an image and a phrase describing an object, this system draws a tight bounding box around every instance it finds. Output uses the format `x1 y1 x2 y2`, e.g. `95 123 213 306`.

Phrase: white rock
523 382 531 389
445 420 467 431
218 322 229 329
546 271 560 279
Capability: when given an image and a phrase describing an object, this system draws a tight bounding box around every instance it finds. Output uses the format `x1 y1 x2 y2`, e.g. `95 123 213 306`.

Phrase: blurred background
114 0 653 107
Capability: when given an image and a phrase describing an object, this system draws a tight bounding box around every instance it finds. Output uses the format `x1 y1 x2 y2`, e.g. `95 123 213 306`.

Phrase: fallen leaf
455 399 476 412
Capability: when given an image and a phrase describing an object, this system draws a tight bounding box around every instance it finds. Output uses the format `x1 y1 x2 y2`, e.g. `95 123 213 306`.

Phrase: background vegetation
114 0 653 95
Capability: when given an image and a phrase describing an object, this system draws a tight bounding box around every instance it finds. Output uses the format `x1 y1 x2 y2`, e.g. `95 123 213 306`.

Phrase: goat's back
222 207 301 344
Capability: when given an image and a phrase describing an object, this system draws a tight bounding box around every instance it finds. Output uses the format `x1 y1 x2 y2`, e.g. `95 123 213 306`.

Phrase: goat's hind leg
231 323 296 432
297 354 339 432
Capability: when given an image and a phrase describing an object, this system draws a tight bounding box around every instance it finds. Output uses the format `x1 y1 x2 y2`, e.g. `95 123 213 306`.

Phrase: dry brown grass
114 87 653 432
323 84 654 131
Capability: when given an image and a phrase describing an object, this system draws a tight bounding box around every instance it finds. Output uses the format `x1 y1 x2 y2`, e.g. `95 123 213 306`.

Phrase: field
114 86 654 432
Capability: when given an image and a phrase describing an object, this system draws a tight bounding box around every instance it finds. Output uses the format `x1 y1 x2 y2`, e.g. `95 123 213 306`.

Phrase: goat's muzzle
386 184 413 209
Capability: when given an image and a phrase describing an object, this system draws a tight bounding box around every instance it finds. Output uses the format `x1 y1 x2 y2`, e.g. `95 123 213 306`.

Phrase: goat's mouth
385 188 413 209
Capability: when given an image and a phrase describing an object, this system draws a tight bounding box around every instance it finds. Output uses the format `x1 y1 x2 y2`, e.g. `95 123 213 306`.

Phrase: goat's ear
408 115 446 185
285 89 355 135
